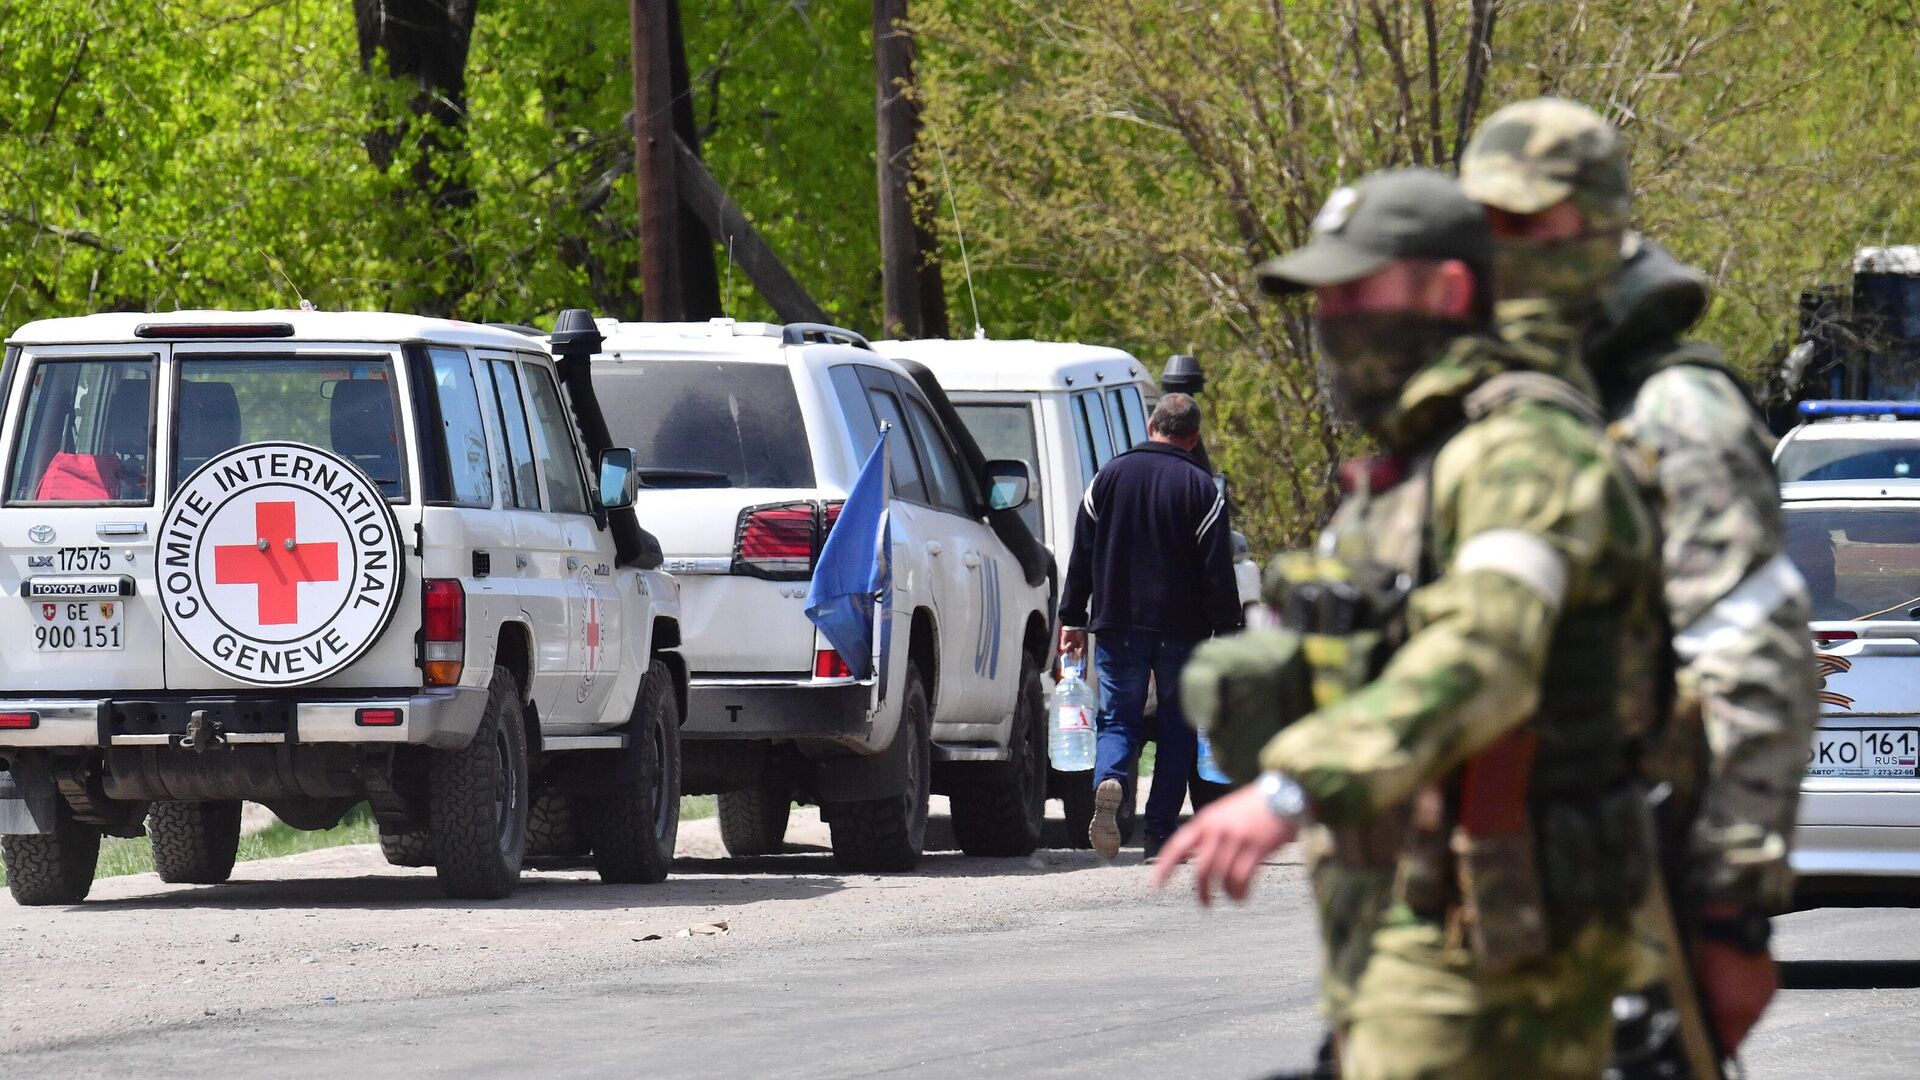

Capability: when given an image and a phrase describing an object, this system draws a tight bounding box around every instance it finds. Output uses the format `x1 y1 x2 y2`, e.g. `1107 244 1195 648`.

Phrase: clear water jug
1048 658 1098 771
1195 731 1230 785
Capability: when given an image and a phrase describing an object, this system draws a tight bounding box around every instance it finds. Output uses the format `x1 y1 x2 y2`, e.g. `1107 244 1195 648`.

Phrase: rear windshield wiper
638 467 732 489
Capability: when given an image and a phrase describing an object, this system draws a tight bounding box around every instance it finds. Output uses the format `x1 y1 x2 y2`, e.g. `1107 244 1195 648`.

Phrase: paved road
4 810 1920 1078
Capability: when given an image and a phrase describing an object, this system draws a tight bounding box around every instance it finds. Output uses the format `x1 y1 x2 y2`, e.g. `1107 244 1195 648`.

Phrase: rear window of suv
1786 506 1920 620
595 361 814 489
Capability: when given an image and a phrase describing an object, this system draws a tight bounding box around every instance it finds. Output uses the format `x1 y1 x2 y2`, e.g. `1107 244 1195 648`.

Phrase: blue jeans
1092 631 1199 840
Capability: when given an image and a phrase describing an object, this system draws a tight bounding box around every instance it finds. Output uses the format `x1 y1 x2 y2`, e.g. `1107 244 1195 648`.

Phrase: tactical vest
1201 371 1658 975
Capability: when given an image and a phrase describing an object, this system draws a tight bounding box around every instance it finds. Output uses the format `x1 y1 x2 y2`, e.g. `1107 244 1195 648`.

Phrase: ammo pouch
1536 783 1654 941
1182 553 1413 784
1181 628 1312 783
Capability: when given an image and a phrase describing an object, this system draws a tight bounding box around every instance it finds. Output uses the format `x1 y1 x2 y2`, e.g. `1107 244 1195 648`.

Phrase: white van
0 310 684 903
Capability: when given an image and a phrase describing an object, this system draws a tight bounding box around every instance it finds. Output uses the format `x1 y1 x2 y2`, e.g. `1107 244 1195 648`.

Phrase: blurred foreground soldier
1156 168 1665 1079
1463 98 1820 1074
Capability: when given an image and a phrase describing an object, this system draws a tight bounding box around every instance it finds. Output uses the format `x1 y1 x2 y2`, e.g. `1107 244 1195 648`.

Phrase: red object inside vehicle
33 452 118 500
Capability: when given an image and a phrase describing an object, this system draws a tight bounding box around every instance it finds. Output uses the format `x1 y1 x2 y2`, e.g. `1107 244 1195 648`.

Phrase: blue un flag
806 425 891 679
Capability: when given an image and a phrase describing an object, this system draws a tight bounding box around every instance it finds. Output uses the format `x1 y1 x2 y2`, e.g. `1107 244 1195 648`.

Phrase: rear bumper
683 676 872 740
1793 786 1920 878
0 686 489 752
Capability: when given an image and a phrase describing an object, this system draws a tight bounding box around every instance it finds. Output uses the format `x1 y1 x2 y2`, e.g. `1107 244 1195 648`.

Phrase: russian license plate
31 599 125 651
1809 728 1920 778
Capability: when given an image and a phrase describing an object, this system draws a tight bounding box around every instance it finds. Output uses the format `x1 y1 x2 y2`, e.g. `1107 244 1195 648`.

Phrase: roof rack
781 322 871 350
487 322 547 338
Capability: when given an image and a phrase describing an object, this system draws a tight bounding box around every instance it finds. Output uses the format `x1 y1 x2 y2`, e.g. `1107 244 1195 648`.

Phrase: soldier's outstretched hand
1149 783 1297 906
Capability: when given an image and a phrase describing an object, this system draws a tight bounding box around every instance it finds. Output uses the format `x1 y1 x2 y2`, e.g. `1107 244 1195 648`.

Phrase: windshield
594 361 814 489
1777 436 1920 482
175 356 406 498
1785 505 1920 620
953 401 1044 538
8 356 157 504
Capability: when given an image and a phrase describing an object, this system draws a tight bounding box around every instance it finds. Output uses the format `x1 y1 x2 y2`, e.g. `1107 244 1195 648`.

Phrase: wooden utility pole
665 0 723 318
631 0 683 321
872 0 948 340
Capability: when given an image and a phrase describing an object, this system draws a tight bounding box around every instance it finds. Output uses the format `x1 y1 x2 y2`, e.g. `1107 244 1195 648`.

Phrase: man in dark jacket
1060 393 1243 860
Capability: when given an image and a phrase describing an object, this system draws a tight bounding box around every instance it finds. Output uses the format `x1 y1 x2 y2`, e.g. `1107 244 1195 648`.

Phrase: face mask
1312 313 1472 428
1493 233 1622 311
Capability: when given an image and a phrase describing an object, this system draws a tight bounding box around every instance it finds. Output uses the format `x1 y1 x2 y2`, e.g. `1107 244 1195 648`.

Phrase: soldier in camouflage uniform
1462 98 1821 1066
1155 168 1665 1078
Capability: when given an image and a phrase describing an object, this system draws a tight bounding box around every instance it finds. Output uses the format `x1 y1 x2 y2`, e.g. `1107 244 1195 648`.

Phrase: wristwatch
1696 907 1772 954
1257 770 1307 823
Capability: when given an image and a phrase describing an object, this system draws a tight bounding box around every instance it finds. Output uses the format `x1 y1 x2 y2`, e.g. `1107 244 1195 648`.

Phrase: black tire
526 790 590 858
951 655 1047 857
717 783 791 857
378 828 433 867
148 800 243 885
582 659 681 884
428 666 530 899
1060 769 1138 850
828 664 931 873
1 799 101 906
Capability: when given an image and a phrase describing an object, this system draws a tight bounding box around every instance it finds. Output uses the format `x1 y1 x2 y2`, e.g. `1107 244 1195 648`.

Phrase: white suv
586 319 1053 870
0 309 684 903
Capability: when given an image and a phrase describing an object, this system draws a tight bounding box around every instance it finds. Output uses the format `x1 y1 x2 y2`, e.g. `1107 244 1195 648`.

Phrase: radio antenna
930 131 983 340
260 249 311 310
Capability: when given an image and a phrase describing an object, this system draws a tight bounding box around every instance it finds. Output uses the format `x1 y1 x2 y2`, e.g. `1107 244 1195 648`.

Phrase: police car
1780 404 1920 884
584 319 1053 871
0 309 684 903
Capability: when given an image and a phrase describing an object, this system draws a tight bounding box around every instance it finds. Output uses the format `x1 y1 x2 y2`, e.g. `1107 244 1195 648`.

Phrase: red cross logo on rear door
213 501 340 625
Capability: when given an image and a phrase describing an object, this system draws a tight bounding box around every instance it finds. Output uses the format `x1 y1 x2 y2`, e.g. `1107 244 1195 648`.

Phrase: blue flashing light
1798 400 1920 419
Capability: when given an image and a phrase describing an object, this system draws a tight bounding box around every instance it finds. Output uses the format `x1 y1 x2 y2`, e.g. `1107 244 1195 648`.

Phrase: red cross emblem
212 501 340 625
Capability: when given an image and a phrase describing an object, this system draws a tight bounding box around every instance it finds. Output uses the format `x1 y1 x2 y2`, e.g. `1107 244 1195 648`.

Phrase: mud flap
0 766 59 836
815 728 913 804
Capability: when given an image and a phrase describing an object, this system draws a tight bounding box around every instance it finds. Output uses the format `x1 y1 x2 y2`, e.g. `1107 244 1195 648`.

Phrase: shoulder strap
1462 370 1607 428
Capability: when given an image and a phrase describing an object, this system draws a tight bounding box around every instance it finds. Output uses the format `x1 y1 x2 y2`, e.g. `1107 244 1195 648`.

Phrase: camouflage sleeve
1262 406 1619 825
1625 364 1820 910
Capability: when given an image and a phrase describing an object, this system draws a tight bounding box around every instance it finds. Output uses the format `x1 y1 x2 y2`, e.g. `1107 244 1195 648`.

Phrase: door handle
516 553 531 570
96 522 147 539
566 556 581 571
962 551 982 569
926 541 943 557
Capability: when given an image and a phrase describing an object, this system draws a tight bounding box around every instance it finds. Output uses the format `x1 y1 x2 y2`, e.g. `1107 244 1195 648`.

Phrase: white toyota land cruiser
585 319 1053 871
0 308 684 903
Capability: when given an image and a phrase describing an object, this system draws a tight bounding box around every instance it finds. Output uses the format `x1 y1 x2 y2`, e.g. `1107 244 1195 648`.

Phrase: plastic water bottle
1195 732 1231 785
1049 659 1097 771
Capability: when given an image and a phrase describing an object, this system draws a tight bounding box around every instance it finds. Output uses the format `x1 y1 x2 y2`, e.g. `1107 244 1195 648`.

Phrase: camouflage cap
1257 169 1491 295
1460 98 1632 229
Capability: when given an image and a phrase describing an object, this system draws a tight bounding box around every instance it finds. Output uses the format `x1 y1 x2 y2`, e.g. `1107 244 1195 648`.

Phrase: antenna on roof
930 131 984 341
724 233 737 320
259 249 310 311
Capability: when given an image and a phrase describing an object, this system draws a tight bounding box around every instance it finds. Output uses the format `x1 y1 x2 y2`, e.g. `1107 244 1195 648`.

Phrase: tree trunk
873 0 949 340
631 0 683 321
351 0 479 212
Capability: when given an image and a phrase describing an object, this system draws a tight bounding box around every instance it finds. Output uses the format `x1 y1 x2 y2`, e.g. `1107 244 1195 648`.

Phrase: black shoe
1142 833 1167 863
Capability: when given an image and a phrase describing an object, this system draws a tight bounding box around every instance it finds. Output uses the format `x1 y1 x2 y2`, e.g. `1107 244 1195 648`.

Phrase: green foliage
2 0 1916 547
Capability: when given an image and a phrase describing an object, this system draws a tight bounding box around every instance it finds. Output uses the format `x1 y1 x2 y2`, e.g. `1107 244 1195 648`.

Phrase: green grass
2 795 721 886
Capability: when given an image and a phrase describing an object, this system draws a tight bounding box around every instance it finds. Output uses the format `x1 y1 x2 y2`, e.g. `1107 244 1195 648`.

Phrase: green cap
1256 169 1492 296
1460 98 1631 228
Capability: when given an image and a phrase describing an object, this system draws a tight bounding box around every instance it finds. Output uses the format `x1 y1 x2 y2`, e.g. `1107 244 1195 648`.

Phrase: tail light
355 708 402 727
1814 630 1858 647
734 502 845 579
814 649 853 679
0 711 38 730
422 579 465 686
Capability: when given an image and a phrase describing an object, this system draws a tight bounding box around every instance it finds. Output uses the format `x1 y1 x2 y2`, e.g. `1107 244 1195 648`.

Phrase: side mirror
598 447 639 510
985 458 1032 512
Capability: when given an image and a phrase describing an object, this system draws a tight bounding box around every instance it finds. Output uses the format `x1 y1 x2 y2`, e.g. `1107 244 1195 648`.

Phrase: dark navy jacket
1059 440 1243 640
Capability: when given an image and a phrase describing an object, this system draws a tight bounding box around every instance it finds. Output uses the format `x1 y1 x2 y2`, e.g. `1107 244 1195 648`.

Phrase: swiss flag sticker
40 604 55 622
